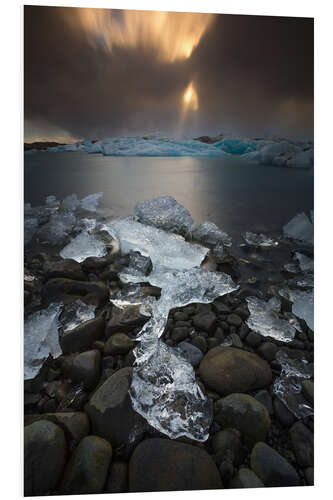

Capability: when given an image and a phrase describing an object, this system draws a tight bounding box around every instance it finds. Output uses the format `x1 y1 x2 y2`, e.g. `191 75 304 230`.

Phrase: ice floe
246 296 296 342
273 350 313 418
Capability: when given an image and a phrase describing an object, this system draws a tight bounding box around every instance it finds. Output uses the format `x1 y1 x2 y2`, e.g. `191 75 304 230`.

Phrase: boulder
44 259 86 281
129 438 222 492
199 347 272 395
106 305 148 336
42 278 108 306
85 367 144 448
250 442 300 487
178 341 203 367
60 435 112 494
214 394 271 446
193 311 217 333
60 316 105 354
211 428 243 465
105 461 128 493
70 349 101 391
24 420 67 496
104 333 135 355
226 313 242 327
290 421 314 468
230 468 264 488
302 380 314 406
24 412 89 447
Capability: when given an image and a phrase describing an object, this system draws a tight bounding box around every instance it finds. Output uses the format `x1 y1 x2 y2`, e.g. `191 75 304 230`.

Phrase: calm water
25 152 313 242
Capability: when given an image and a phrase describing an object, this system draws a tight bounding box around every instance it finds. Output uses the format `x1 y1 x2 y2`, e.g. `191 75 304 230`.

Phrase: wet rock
211 428 243 465
273 397 295 427
207 337 220 350
290 421 314 468
192 335 207 354
212 301 231 315
256 341 279 362
70 349 101 391
230 468 264 488
85 367 144 448
219 458 234 486
228 333 243 348
305 467 314 485
171 327 189 342
178 341 203 367
24 420 67 496
60 435 112 494
105 462 128 493
199 347 272 396
42 278 108 306
254 390 273 415
129 438 222 492
81 254 113 273
60 316 105 354
302 380 314 405
44 259 86 281
104 333 135 355
106 305 148 336
246 332 262 347
250 442 300 487
24 412 89 447
173 311 189 321
193 311 217 333
226 313 242 327
215 394 271 446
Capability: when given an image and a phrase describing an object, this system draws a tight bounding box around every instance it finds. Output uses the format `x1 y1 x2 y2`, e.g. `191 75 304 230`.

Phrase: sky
24 6 313 143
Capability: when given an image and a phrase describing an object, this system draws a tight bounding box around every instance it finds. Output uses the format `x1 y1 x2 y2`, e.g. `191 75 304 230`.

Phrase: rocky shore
24 195 314 495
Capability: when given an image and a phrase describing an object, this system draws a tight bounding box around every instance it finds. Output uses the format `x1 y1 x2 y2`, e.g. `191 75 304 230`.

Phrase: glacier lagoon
25 152 313 242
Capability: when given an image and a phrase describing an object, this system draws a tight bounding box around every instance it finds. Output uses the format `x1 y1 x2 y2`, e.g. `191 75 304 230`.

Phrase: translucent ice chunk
283 212 314 244
295 252 313 272
279 289 314 331
283 262 299 274
59 299 95 332
246 296 296 342
296 276 314 289
242 232 278 248
134 196 195 236
60 229 107 263
37 211 76 246
121 251 152 277
273 350 313 418
80 192 103 212
61 193 81 211
103 218 208 272
192 221 232 247
45 195 60 207
24 303 62 380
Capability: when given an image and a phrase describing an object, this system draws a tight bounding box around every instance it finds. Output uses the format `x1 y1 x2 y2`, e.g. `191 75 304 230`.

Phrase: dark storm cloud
24 6 313 141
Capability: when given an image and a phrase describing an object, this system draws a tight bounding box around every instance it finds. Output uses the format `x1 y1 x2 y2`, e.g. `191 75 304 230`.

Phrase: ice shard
61 193 80 211
37 211 77 246
242 232 278 248
295 252 314 272
60 229 108 263
80 192 103 212
24 303 63 380
246 296 296 342
279 289 314 331
134 196 195 236
192 221 232 247
273 350 313 418
283 212 314 244
59 299 95 332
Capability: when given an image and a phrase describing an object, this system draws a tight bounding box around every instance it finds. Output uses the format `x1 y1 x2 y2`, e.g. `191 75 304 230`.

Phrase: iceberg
24 303 62 380
273 350 313 418
242 231 278 248
246 296 296 342
283 212 314 244
134 196 194 236
192 221 232 247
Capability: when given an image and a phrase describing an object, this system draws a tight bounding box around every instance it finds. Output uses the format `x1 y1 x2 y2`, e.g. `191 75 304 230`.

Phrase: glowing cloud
183 82 199 111
71 9 214 62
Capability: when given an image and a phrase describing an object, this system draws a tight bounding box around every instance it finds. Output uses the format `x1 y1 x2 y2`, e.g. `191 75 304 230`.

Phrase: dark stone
173 311 189 321
214 394 271 446
290 421 314 468
178 341 203 367
105 462 128 493
230 468 264 488
60 316 105 354
250 442 300 487
60 435 112 494
44 259 86 281
302 380 314 406
129 438 223 492
218 459 234 486
85 368 145 448
42 278 108 306
192 311 217 333
192 335 207 353
211 428 243 465
229 333 243 348
106 305 148 337
246 332 262 347
256 342 279 362
226 313 242 327
238 323 249 339
104 333 135 355
199 347 272 396
254 390 273 415
273 397 295 427
24 420 67 496
171 327 189 342
81 254 113 273
207 337 220 350
70 349 101 391
212 301 231 315
305 467 314 485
